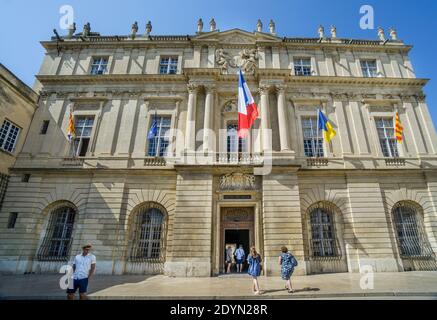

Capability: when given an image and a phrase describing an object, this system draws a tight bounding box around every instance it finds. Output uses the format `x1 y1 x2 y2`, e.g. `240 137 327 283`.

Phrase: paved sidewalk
1 272 437 299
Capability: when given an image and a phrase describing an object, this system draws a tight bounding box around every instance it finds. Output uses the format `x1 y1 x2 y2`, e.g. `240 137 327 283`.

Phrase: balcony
306 158 329 167
385 158 406 167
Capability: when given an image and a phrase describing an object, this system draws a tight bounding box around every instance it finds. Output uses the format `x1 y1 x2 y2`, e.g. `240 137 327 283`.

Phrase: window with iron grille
90 57 109 75
40 120 50 135
393 202 434 258
37 206 76 261
0 119 21 153
71 116 94 157
227 123 248 154
361 60 378 78
7 212 18 229
302 116 324 157
309 206 338 258
375 117 399 158
294 58 312 76
147 116 171 157
159 57 178 74
129 205 166 261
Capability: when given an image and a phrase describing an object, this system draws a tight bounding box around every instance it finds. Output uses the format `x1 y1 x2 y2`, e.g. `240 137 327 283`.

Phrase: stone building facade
0 63 38 212
0 20 437 276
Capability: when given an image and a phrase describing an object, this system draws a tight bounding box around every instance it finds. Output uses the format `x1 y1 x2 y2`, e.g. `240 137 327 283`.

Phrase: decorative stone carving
256 19 263 32
219 173 256 191
146 21 152 35
416 92 426 102
67 23 76 38
83 22 91 37
187 83 199 94
131 21 138 39
222 100 237 113
223 208 253 222
239 48 258 74
197 18 203 33
209 18 216 32
258 84 270 95
215 49 236 74
318 25 325 38
330 25 337 38
377 27 385 41
389 27 398 41
269 20 276 35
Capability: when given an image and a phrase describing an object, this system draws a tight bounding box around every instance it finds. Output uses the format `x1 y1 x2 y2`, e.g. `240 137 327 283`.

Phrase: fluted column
276 85 291 151
259 85 272 152
203 85 215 153
185 83 198 152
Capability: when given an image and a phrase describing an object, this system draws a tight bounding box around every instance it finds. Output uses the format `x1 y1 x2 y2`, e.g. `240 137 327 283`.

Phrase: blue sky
1 0 436 127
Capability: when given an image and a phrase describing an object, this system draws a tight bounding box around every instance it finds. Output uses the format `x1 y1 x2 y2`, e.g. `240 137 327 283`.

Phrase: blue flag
147 117 158 139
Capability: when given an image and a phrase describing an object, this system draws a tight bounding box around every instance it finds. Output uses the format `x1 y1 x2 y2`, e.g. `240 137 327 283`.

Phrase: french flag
238 69 259 138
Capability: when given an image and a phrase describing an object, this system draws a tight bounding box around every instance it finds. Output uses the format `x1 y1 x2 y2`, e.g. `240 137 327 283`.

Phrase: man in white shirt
67 243 96 300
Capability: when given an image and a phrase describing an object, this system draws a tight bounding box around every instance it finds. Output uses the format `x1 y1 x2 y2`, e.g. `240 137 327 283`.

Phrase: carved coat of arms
219 173 256 190
215 48 259 75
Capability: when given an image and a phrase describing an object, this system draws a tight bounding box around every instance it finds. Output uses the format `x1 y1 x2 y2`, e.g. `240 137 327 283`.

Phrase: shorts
66 278 89 294
236 259 244 264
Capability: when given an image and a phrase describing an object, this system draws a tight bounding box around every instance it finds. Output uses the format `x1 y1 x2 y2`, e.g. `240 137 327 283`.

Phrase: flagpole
315 109 320 158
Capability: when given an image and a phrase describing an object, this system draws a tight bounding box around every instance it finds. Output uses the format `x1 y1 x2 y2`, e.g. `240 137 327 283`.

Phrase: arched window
309 204 339 258
393 202 433 258
37 205 76 261
129 204 166 262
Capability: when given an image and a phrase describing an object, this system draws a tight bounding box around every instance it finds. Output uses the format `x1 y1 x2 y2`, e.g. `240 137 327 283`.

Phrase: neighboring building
0 20 437 276
0 63 38 212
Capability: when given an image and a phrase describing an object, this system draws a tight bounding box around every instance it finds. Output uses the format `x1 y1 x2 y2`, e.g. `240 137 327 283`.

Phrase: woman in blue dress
279 246 297 293
247 246 262 295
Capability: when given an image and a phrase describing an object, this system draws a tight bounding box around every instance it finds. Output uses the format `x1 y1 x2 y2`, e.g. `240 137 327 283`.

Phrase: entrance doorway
220 207 254 274
224 229 250 273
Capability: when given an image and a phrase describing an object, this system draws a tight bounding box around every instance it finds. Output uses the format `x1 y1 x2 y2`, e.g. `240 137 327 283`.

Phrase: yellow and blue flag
317 109 336 143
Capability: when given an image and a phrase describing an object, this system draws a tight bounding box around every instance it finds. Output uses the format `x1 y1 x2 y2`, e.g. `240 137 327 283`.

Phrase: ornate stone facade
0 22 437 277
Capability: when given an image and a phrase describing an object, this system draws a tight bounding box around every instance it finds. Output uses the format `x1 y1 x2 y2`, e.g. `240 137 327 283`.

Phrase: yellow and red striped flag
395 112 403 143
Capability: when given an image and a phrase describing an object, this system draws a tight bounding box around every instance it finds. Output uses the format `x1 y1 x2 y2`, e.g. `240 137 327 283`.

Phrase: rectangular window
294 58 312 76
7 212 18 229
0 119 21 153
361 60 378 78
147 116 171 157
90 57 108 75
227 123 247 154
375 117 399 157
302 117 324 157
40 120 50 135
72 116 94 157
159 57 178 74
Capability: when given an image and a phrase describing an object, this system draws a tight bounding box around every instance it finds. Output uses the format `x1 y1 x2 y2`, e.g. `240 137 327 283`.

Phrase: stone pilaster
276 85 290 151
185 83 199 153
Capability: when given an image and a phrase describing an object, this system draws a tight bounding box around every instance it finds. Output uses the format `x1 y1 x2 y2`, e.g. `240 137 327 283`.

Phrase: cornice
36 73 427 90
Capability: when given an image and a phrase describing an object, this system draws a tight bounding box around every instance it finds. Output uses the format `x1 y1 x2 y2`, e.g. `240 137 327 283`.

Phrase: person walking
67 243 96 300
279 246 297 293
225 245 234 273
235 244 245 273
247 246 262 295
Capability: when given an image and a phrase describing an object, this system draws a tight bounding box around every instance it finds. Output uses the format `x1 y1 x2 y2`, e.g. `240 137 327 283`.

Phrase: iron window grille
37 206 76 261
71 116 94 157
393 202 434 259
129 203 167 262
0 119 21 153
361 60 378 78
375 117 399 158
7 212 18 229
147 116 171 157
294 58 312 76
90 57 109 75
159 57 178 74
302 116 324 157
309 203 341 259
